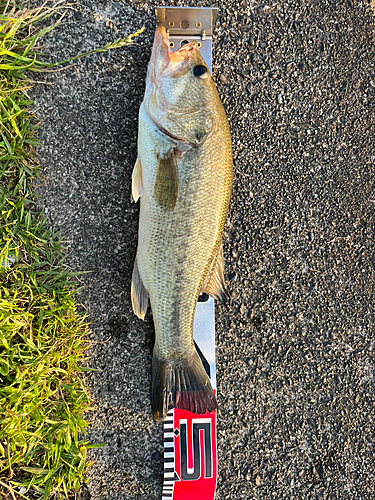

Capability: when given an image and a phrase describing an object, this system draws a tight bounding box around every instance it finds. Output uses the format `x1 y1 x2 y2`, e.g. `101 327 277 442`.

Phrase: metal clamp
156 6 218 72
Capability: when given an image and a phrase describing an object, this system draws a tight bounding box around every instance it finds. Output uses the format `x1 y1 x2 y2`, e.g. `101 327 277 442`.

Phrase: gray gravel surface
30 0 375 499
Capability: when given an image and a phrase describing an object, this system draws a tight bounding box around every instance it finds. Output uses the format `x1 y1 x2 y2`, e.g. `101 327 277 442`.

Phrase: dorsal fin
201 244 229 302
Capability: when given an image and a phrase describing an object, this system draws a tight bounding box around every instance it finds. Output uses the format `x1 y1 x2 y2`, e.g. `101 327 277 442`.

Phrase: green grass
0 2 144 498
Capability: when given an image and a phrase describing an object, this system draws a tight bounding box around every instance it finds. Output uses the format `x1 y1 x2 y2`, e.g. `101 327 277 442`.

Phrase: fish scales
131 26 233 421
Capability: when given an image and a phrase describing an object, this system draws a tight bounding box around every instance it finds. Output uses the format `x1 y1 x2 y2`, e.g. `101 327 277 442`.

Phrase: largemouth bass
131 26 233 421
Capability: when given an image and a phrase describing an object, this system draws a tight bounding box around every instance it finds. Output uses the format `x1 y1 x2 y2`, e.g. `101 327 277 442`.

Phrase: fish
131 26 233 422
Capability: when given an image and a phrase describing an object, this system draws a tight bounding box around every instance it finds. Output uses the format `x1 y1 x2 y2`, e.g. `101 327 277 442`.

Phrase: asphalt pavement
32 0 375 499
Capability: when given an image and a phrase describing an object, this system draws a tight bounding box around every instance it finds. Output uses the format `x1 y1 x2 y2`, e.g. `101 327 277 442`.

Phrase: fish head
144 26 220 145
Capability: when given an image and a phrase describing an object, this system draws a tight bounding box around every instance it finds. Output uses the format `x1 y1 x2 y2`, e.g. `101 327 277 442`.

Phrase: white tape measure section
193 296 216 390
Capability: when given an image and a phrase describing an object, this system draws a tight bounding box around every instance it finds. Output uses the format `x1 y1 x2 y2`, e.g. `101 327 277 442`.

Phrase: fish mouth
150 26 197 77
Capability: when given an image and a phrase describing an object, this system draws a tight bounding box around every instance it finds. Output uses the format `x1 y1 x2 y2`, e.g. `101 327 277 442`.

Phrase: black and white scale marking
162 409 177 499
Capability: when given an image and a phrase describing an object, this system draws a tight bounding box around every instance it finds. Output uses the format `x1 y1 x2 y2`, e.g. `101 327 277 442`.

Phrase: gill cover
144 26 217 146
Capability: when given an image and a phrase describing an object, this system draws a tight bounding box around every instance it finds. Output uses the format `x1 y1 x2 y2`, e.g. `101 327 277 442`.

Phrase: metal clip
156 6 218 72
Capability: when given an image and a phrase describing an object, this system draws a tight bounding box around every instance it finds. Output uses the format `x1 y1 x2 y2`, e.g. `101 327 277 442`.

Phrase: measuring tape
156 7 219 500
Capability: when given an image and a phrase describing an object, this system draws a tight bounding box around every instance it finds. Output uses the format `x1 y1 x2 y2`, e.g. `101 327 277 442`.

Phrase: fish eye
193 65 208 78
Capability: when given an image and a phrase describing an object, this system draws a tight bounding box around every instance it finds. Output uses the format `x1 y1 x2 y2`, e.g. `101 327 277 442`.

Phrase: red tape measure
162 296 217 500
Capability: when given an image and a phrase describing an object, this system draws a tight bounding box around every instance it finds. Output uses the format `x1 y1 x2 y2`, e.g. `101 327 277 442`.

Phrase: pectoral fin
131 258 149 320
201 244 230 302
132 157 143 203
154 149 179 211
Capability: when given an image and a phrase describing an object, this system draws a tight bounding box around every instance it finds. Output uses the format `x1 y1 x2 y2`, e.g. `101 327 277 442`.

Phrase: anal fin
201 243 229 302
131 258 149 319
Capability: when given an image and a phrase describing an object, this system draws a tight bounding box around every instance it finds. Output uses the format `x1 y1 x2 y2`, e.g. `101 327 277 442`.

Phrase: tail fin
151 348 217 422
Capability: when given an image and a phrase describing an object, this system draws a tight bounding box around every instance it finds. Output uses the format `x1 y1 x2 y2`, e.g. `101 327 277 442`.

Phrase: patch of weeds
0 1 144 498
